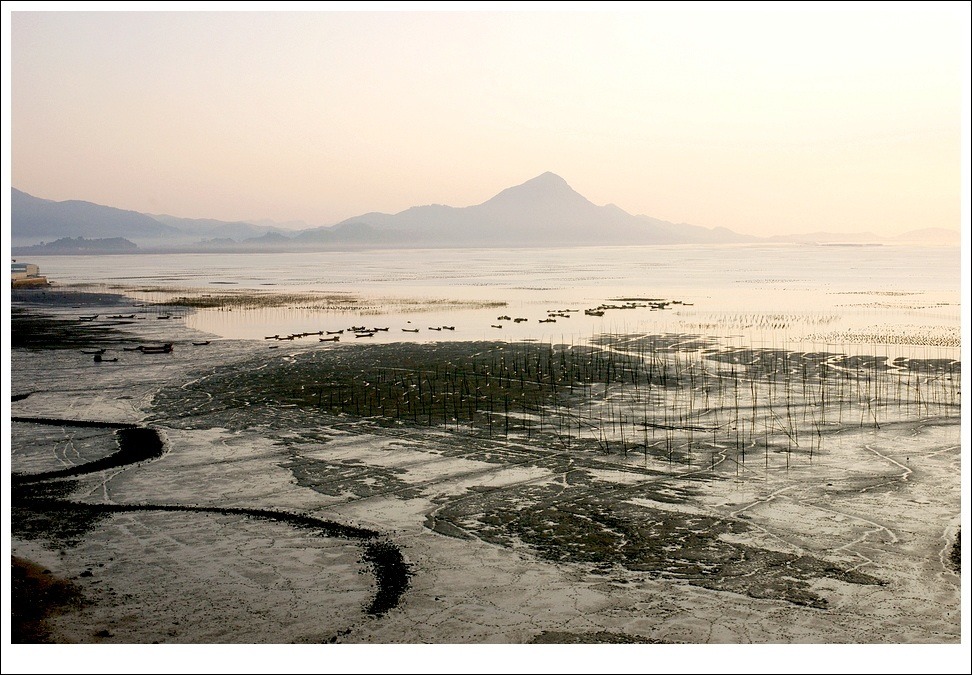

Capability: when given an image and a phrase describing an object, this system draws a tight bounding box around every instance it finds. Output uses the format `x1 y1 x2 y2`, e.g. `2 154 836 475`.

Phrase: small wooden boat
442 326 455 330
93 354 118 363
373 327 390 332
497 315 511 321
79 314 99 321
491 324 503 329
157 314 172 319
326 330 344 335
539 318 556 323
350 326 367 332
428 326 442 331
109 314 136 319
514 318 528 323
355 332 375 338
402 328 420 333
137 343 174 354
264 335 279 339
319 336 340 342
192 341 211 346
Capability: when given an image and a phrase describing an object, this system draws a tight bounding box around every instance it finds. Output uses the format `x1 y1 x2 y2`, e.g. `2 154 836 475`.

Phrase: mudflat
9 289 961 645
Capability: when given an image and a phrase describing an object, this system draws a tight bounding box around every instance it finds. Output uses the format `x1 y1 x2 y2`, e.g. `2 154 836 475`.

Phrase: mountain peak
483 171 589 208
514 172 576 193
525 171 569 186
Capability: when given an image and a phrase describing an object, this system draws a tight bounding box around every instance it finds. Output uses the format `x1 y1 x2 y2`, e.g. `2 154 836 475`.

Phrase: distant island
12 236 139 255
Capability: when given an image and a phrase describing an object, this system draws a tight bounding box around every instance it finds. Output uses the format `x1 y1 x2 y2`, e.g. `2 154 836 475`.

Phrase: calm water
29 244 961 354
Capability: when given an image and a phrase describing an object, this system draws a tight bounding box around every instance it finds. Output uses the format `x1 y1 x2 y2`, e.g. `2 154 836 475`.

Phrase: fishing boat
137 343 174 354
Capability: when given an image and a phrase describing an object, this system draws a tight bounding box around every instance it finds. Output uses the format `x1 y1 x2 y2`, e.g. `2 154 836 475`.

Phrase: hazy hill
11 188 180 246
298 172 752 247
150 214 286 241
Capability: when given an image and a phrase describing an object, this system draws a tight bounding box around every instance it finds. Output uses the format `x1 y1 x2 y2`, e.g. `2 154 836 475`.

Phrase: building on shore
11 261 49 287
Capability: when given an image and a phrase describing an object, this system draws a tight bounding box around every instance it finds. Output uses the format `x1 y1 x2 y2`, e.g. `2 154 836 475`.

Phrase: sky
3 2 969 237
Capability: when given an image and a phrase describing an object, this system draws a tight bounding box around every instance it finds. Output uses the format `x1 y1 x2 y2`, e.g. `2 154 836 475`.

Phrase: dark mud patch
528 630 663 644
363 541 412 616
12 481 112 548
434 479 882 609
950 529 960 573
11 307 132 350
704 346 960 380
10 556 87 643
12 288 131 308
11 392 33 402
283 454 423 500
12 425 165 485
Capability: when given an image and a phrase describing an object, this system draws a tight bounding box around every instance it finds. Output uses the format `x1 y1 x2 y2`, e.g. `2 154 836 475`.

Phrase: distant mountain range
293 172 750 247
11 188 180 243
10 174 959 253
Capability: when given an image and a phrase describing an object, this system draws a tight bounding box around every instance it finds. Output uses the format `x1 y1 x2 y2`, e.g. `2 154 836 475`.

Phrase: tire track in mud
11 417 410 617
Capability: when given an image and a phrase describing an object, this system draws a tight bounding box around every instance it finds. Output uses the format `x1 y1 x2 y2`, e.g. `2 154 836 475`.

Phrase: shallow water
30 244 961 355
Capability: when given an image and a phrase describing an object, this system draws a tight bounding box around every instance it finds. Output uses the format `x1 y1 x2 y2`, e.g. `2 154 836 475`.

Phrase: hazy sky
5 3 968 236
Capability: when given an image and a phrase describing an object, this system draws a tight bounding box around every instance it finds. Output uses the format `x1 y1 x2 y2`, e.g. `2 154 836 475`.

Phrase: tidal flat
8 281 961 645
